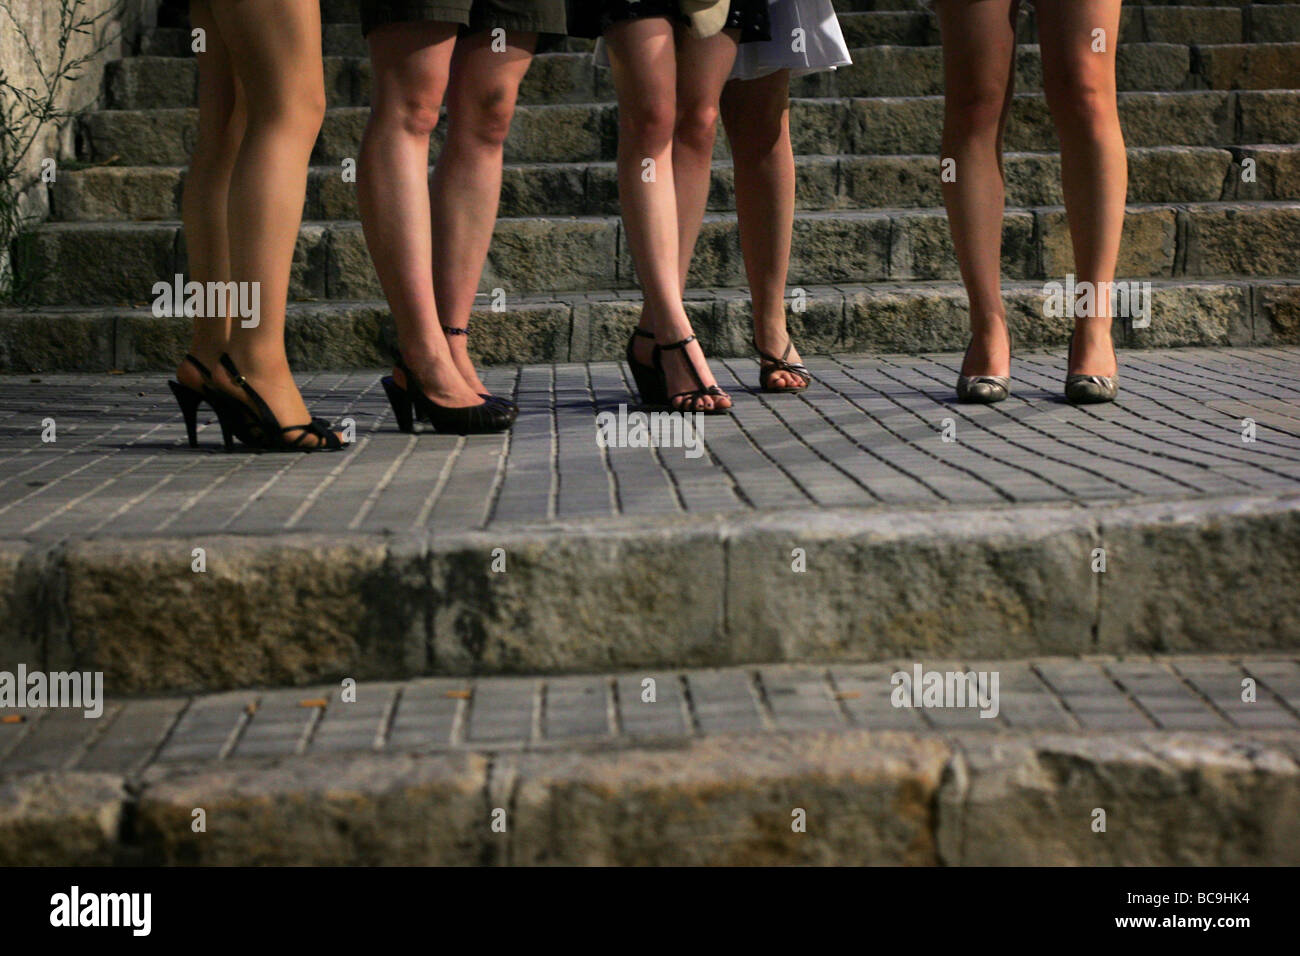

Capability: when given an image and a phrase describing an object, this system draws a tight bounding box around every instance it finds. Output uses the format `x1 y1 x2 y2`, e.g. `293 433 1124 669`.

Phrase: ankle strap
659 334 697 352
184 353 214 379
442 325 468 337
633 328 654 339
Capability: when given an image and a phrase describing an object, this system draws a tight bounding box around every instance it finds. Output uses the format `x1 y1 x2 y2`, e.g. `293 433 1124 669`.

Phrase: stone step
134 6 1300 56
17 200 1300 306
49 145 1300 223
101 42 1300 111
75 90 1300 167
4 278 1295 372
3 660 1298 864
1 349 1299 694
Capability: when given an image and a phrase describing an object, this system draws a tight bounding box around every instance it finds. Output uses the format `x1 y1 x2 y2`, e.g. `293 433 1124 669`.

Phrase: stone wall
0 0 160 249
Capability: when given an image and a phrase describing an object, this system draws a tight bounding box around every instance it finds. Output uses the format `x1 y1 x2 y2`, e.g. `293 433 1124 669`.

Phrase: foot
961 316 1012 379
442 327 490 397
211 354 345 449
393 347 485 409
754 328 807 390
658 335 731 413
1068 321 1118 377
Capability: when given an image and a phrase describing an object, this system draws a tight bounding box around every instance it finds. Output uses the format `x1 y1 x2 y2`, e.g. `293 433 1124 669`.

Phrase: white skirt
592 0 852 81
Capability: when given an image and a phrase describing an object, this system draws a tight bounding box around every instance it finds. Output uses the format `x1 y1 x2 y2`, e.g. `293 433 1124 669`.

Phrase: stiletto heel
654 334 731 416
441 325 517 411
383 352 514 435
382 375 415 433
168 380 203 448
626 327 667 406
203 354 347 452
166 353 219 447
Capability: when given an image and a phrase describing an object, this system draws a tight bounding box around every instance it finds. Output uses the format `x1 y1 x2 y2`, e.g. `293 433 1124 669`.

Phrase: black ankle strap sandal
753 337 811 393
205 353 346 452
654 334 731 415
382 350 515 435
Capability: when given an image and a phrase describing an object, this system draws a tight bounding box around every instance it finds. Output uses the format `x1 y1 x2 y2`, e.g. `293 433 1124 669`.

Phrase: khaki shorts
361 0 567 37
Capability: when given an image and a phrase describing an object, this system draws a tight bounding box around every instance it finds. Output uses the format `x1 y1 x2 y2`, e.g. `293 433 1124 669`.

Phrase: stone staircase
2 0 1299 371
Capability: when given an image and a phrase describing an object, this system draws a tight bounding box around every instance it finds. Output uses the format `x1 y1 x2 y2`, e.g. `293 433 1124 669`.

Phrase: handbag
679 0 731 39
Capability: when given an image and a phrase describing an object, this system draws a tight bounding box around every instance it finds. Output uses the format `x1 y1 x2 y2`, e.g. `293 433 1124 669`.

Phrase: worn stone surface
134 752 489 865
0 771 125 866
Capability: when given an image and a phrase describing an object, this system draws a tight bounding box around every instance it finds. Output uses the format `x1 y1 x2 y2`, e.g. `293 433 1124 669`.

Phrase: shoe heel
382 376 415 433
626 339 667 407
168 380 203 448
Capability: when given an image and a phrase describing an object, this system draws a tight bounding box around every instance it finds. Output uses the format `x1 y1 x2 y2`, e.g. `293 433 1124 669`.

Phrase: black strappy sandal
203 354 347 453
381 350 515 435
625 326 667 406
441 325 517 411
753 336 811 393
167 353 217 448
654 334 732 415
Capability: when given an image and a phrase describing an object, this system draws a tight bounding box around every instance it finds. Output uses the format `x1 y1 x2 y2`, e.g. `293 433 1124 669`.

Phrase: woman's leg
936 0 1020 379
672 26 739 284
177 0 245 390
606 17 729 411
208 0 336 443
358 22 483 407
1036 0 1126 377
720 68 803 388
432 30 537 397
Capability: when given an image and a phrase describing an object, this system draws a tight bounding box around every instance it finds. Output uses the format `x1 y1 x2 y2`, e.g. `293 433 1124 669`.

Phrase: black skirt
567 0 770 43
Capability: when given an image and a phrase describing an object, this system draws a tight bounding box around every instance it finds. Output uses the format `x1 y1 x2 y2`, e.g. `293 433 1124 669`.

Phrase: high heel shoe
167 353 217 448
1064 336 1119 405
754 335 811 393
626 327 667 406
441 324 517 411
203 354 347 452
381 351 515 435
955 325 1012 405
654 334 731 415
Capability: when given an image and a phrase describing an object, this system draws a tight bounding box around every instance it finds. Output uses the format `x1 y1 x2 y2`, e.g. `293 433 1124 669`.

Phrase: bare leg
936 0 1020 379
1037 0 1126 376
672 26 739 285
178 0 245 390
606 17 730 411
721 68 803 388
432 30 537 397
207 0 338 444
358 21 482 407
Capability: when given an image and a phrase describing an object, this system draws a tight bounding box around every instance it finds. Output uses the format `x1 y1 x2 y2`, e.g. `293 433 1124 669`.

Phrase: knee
247 79 327 136
619 97 676 150
944 85 1008 140
675 101 720 152
1044 70 1118 134
449 86 517 149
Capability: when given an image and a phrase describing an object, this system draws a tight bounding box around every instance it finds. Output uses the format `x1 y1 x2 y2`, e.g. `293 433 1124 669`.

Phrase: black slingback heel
167 353 218 448
441 324 518 410
381 351 515 435
203 354 347 452
626 327 667 406
654 334 732 415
